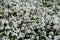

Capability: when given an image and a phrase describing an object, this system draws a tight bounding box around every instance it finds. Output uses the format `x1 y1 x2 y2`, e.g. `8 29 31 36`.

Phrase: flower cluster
0 0 60 40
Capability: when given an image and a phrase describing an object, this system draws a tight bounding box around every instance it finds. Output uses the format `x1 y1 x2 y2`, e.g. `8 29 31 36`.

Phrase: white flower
19 32 25 38
4 8 8 16
2 36 10 40
5 25 10 29
53 25 60 31
12 32 18 36
14 29 20 33
13 22 18 27
49 32 53 35
54 35 60 40
48 35 52 39
26 29 31 33
1 19 8 24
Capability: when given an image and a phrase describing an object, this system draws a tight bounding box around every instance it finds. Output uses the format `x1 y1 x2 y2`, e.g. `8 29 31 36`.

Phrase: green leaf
9 33 13 40
13 12 17 17
0 22 1 26
34 37 37 40
9 21 13 27
1 32 6 36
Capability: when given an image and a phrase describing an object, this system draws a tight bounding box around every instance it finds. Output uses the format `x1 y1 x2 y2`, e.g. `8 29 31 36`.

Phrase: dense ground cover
0 0 60 40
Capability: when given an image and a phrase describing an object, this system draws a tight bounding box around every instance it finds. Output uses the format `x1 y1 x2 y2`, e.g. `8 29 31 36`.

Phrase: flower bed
0 0 60 40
